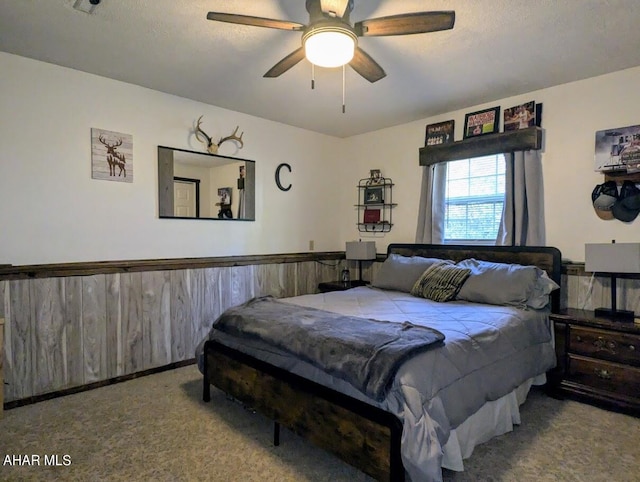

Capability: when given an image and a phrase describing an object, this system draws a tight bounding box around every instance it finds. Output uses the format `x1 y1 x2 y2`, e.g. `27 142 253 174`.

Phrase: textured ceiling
2 0 640 137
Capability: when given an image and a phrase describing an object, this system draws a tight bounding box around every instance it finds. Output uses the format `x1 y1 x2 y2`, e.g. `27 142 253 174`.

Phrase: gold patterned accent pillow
410 261 472 302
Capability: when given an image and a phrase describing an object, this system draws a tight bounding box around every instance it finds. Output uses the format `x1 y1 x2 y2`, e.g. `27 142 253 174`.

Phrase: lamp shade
585 243 640 273
346 241 376 260
303 26 357 68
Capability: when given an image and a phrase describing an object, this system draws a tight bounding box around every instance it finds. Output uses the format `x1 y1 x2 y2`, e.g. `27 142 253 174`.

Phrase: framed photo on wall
364 186 384 204
425 120 455 146
503 101 542 131
463 106 500 138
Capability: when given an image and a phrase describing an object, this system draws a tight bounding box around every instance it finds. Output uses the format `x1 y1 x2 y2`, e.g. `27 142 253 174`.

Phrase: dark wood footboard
203 340 405 481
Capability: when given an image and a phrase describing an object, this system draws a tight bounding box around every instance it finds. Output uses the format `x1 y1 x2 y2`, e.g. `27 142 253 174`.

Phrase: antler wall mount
194 116 244 155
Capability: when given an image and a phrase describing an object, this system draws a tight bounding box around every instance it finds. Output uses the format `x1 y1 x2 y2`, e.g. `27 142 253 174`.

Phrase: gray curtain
415 163 447 244
496 150 546 246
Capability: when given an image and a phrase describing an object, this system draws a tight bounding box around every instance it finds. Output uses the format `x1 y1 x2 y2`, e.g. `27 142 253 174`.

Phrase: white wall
339 66 640 262
0 53 342 264
3 52 640 265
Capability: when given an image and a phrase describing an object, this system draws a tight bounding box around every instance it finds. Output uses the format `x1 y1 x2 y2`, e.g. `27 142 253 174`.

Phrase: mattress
199 286 556 481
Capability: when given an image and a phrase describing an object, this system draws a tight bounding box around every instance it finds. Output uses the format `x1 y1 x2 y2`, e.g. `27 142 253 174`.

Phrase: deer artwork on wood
98 135 127 177
194 116 244 154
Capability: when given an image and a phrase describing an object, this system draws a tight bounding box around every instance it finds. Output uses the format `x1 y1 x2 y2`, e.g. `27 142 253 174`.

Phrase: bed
198 243 562 481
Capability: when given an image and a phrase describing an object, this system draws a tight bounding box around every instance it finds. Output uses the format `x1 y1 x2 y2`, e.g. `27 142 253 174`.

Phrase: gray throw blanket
210 296 445 401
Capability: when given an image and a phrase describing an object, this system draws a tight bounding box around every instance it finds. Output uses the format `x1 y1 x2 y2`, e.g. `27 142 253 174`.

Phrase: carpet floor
1 365 638 481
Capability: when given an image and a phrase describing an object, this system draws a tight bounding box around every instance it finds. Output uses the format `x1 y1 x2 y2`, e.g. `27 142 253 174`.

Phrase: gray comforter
197 287 556 482
209 296 444 401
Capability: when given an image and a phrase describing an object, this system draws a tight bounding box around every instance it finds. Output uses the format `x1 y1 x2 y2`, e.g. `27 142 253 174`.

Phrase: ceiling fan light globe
304 30 355 68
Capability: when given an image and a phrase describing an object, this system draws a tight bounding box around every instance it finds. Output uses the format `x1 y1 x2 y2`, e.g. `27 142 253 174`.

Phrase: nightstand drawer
570 326 640 367
568 354 640 398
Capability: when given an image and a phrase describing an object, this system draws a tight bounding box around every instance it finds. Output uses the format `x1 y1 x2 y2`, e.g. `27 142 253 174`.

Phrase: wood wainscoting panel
188 268 209 358
254 263 290 299
8 280 32 400
142 270 172 370
31 278 66 395
105 273 122 378
64 277 85 389
120 272 143 374
170 269 192 363
83 275 108 383
1 254 344 404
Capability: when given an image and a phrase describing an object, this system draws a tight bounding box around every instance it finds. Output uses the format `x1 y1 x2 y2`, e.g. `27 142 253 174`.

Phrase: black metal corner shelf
356 177 396 233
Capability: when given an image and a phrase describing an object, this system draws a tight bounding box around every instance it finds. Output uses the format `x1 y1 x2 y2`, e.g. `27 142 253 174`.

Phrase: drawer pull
630 345 635 351
576 335 582 342
593 337 617 354
594 368 612 380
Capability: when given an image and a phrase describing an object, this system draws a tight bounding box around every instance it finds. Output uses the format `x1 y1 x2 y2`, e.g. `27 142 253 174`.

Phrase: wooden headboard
387 243 562 313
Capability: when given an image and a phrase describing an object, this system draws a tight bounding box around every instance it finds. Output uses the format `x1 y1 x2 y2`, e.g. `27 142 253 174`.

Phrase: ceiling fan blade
355 11 455 37
207 12 305 31
349 47 386 83
264 48 306 78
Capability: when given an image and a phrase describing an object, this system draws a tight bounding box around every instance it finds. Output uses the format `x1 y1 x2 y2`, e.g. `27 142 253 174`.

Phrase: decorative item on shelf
585 241 640 321
91 128 133 182
425 120 455 146
595 124 640 173
367 169 383 185
345 241 376 282
503 101 542 131
363 208 381 224
194 116 244 154
463 106 500 139
364 186 384 204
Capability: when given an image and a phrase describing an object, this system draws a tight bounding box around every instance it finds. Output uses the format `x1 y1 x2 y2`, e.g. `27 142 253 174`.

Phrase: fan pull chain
342 65 346 113
311 64 315 90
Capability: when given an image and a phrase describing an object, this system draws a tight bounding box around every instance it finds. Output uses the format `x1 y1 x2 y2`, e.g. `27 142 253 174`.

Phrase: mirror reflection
158 146 255 221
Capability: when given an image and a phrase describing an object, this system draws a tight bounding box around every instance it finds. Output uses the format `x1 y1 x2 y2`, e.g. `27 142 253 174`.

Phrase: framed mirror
158 146 255 221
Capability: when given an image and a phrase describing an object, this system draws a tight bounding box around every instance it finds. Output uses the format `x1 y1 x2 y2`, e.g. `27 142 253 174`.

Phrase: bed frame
202 244 562 481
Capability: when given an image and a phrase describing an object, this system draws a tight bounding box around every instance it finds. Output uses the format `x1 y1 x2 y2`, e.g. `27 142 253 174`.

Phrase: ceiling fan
207 0 455 83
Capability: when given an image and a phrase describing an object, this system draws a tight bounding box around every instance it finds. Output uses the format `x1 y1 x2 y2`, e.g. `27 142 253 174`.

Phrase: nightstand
318 280 368 293
550 309 640 415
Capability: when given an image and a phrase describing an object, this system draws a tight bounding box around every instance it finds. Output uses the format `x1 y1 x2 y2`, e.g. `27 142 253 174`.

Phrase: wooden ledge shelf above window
419 126 543 167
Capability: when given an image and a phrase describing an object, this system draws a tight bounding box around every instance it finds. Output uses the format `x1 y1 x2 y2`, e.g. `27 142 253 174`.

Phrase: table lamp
345 241 376 282
585 241 640 321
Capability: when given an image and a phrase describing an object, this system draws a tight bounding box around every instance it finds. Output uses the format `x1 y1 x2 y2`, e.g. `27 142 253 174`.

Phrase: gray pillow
455 258 541 308
372 253 450 293
527 271 560 309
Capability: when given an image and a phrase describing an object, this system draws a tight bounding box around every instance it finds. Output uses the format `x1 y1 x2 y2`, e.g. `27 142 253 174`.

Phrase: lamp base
594 307 635 322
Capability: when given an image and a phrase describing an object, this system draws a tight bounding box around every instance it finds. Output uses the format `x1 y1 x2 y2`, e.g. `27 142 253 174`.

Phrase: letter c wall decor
275 163 292 191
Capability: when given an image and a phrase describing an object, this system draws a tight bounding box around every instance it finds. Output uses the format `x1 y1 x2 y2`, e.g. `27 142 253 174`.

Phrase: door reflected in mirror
158 146 255 221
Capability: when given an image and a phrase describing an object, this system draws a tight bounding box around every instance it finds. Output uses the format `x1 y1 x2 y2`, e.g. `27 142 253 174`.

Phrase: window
444 154 505 244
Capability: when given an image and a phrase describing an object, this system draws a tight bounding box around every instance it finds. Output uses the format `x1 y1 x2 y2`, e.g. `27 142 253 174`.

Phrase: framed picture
595 124 640 172
463 106 500 138
425 120 455 146
91 128 133 182
503 101 542 131
364 186 384 204
217 187 232 206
